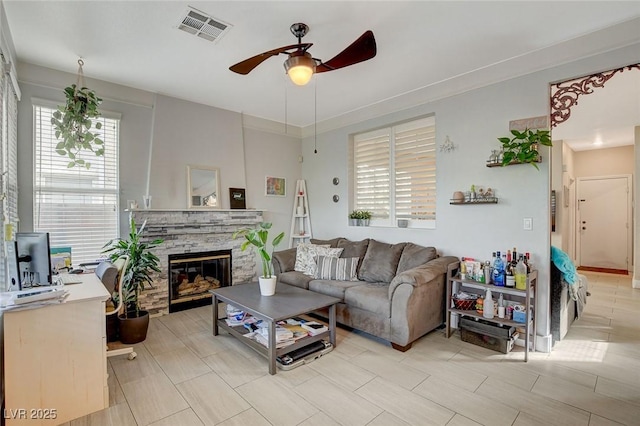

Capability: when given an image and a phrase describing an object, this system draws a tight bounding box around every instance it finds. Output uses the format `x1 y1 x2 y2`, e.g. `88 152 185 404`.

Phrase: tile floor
62 271 640 425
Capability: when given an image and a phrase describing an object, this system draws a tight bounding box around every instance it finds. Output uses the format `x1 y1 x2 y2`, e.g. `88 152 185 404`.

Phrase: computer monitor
16 232 52 287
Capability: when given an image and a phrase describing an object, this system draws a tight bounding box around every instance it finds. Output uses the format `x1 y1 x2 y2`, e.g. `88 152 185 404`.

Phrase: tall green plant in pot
233 222 284 296
103 217 163 343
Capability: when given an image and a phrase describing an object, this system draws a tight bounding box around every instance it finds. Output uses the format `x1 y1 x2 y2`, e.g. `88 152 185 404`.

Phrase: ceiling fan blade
315 31 376 73
230 43 313 75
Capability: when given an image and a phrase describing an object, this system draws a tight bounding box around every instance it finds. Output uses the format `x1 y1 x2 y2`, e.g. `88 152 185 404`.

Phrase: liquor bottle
506 249 511 264
505 260 515 287
512 247 518 264
492 251 504 286
525 252 532 273
502 253 508 284
515 255 527 290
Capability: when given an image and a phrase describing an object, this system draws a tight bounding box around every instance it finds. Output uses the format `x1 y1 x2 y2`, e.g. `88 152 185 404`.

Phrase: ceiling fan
229 23 377 86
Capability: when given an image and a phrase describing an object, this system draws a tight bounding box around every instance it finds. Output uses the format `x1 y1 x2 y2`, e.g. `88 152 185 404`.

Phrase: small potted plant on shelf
103 217 163 343
497 128 552 169
349 210 360 226
359 210 372 226
233 222 285 296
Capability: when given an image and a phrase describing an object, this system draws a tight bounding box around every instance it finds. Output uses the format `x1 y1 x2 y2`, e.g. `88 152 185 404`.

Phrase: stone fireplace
129 209 262 315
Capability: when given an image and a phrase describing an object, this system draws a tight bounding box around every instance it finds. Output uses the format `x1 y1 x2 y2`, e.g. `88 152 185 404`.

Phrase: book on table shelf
300 321 328 336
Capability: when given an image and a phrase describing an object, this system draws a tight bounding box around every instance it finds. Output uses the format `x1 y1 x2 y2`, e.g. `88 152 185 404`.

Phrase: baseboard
514 333 552 353
633 277 640 289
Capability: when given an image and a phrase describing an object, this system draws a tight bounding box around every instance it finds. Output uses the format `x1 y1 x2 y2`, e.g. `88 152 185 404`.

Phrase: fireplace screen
168 250 231 312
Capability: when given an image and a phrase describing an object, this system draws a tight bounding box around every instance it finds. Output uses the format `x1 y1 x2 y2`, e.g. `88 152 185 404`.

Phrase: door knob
582 227 586 230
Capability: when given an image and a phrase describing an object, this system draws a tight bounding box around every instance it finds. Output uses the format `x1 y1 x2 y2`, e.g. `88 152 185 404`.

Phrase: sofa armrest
272 247 297 275
389 256 459 298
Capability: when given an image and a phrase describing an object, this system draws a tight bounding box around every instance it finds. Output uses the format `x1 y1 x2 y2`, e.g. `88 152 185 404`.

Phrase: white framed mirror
187 165 221 209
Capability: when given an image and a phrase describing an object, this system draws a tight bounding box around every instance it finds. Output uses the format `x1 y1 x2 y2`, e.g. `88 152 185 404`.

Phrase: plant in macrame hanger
51 59 104 169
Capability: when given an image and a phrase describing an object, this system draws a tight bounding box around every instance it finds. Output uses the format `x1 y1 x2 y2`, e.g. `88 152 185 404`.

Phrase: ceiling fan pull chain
284 78 288 134
76 58 85 89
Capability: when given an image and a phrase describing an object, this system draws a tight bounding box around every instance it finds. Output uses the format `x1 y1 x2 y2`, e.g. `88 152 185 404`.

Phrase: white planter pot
258 276 277 296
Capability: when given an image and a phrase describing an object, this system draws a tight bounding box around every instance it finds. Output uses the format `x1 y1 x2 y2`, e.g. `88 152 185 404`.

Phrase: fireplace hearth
168 250 231 312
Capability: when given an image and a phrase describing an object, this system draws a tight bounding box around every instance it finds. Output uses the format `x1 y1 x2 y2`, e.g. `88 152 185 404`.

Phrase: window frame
32 99 121 266
351 115 437 229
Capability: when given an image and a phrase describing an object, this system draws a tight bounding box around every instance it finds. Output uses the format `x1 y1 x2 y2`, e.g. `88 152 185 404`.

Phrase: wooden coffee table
210 282 340 374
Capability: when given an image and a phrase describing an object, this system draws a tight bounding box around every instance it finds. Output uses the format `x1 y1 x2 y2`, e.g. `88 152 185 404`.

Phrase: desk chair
95 256 137 360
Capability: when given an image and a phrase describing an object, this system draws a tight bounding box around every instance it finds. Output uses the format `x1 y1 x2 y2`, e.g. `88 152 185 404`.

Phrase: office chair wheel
128 352 137 360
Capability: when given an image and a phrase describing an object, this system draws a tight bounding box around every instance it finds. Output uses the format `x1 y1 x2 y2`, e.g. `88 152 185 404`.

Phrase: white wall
243 125 302 246
635 126 640 289
574 145 635 177
301 43 640 352
16 64 298 241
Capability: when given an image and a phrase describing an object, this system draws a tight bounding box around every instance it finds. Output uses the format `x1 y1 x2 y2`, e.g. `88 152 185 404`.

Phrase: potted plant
498 128 552 169
103 217 163 343
233 222 285 296
349 210 360 226
359 210 372 226
51 83 104 169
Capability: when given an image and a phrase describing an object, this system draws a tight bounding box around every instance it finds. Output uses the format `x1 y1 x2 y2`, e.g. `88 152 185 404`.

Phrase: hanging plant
51 60 104 169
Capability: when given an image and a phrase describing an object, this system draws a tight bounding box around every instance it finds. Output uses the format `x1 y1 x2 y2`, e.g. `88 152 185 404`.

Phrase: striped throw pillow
314 256 359 281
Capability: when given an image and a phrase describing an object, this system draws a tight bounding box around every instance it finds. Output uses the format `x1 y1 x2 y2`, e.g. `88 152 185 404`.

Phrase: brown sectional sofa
271 237 458 351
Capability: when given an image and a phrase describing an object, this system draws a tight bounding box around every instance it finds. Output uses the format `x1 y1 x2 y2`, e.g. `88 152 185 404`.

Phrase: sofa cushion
315 256 359 281
277 271 314 290
310 237 344 248
294 243 341 276
309 280 364 301
396 243 437 274
358 239 406 283
337 238 369 272
345 284 391 318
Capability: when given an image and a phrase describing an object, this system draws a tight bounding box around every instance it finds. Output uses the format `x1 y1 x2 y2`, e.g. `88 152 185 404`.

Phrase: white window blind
353 116 436 227
394 119 436 221
1 56 20 285
354 128 390 219
33 104 120 266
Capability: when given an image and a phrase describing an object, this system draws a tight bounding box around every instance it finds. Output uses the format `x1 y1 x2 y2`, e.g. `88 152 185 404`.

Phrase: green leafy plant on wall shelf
51 60 104 169
498 128 552 170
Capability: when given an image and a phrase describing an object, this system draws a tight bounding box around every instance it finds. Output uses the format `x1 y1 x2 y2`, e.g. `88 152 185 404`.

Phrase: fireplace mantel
129 209 263 315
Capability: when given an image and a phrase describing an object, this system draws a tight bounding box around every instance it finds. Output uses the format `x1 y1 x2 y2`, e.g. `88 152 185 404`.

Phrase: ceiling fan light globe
284 54 316 86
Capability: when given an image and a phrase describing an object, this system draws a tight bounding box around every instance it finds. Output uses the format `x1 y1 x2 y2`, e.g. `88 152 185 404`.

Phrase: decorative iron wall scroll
550 63 640 128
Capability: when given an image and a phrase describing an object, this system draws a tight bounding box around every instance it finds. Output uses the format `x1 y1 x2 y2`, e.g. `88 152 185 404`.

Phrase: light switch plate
523 217 533 231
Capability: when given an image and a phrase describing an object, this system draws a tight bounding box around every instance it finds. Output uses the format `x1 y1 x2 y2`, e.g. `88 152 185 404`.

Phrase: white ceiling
3 1 640 145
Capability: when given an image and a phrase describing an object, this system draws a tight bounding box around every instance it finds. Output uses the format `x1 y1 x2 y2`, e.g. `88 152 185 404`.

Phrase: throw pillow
396 243 437 274
358 239 406 283
337 239 369 272
315 256 359 281
294 244 343 276
310 237 343 248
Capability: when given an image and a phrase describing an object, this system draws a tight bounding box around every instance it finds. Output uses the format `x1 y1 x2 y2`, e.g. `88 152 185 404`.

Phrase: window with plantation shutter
33 103 120 266
352 116 436 228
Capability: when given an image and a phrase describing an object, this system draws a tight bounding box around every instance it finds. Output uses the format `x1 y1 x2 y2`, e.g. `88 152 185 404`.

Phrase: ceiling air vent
177 7 231 43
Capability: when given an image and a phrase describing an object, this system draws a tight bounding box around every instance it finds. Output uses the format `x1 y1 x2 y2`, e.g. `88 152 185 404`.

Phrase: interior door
577 176 631 270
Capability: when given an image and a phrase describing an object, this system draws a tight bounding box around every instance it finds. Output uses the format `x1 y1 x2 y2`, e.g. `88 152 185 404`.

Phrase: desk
3 274 110 425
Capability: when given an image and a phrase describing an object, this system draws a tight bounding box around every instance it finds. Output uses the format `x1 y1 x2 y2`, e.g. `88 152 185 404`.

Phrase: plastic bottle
515 255 527 290
492 251 504 286
483 289 494 319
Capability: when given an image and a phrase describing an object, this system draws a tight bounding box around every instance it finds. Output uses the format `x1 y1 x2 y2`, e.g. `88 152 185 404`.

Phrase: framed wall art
229 188 246 209
265 176 286 197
